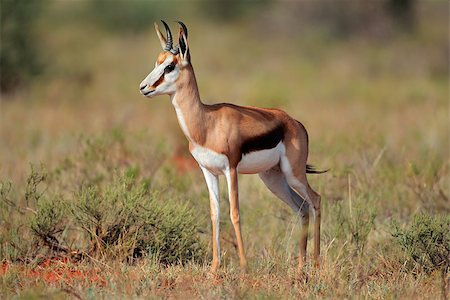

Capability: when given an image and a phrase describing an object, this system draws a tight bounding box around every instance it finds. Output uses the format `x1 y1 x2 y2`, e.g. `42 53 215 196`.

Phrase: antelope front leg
225 167 248 272
200 167 221 273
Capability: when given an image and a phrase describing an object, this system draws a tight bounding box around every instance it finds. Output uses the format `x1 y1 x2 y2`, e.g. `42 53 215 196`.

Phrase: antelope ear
154 22 167 50
177 26 190 62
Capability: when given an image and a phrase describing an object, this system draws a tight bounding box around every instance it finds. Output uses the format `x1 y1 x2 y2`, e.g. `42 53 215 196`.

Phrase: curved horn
170 21 188 55
160 20 173 52
177 21 188 38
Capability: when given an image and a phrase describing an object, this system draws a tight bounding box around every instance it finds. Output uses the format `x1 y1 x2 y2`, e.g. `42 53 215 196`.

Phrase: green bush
0 182 26 261
72 172 206 264
392 213 449 273
30 196 66 248
392 213 449 297
1 165 53 260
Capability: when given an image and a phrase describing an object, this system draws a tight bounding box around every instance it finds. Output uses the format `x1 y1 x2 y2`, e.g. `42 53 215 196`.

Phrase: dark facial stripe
241 124 284 155
151 73 165 89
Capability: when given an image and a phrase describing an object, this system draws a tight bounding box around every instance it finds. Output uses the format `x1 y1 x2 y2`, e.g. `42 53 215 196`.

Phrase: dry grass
0 255 444 299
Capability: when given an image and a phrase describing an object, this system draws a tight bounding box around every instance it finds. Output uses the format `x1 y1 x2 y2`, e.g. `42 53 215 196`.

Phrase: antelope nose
140 85 147 90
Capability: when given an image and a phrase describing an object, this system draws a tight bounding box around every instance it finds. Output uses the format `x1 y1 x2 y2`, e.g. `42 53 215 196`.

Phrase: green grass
0 1 448 299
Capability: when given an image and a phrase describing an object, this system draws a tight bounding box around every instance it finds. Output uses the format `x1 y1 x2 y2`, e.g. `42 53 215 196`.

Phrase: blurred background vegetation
0 0 449 298
1 0 447 94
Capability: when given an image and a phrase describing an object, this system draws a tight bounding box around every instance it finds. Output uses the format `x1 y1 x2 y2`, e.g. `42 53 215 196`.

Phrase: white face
139 53 180 98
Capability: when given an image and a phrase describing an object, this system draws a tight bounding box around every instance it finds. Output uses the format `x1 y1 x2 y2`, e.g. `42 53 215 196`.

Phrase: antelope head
139 20 190 98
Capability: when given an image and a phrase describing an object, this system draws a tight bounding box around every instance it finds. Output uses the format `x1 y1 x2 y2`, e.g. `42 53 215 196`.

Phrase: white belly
190 142 284 175
237 142 283 174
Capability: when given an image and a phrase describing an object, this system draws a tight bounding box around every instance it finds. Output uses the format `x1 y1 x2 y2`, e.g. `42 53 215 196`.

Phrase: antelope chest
190 143 229 175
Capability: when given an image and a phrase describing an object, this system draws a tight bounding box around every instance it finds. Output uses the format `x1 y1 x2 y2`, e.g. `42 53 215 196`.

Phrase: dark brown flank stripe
240 124 284 155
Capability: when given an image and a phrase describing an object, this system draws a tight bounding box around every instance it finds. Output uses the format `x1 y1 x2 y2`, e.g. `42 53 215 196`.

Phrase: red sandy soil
1 258 106 286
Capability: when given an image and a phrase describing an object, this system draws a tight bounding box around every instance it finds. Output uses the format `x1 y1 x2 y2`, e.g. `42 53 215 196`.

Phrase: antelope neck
171 65 206 143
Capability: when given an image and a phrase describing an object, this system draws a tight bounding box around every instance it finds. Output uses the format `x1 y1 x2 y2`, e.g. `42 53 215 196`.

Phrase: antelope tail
306 164 329 174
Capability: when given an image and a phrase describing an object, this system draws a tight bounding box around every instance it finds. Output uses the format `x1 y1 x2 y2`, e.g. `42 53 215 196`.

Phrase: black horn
173 21 188 55
160 20 173 52
177 21 188 38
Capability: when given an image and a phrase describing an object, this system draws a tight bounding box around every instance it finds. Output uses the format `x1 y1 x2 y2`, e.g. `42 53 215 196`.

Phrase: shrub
392 213 449 273
1 165 55 261
30 196 67 253
392 213 449 296
72 172 206 264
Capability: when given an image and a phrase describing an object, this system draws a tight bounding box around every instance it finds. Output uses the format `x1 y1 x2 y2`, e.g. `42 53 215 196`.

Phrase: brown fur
156 52 173 65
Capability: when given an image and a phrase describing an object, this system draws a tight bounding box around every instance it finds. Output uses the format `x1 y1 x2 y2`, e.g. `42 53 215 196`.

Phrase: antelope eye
164 63 175 74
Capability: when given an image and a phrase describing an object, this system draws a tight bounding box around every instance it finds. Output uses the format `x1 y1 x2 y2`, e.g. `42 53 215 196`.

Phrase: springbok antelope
139 21 326 273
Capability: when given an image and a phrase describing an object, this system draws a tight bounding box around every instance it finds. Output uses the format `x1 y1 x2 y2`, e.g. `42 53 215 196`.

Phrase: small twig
348 174 353 220
371 146 387 170
61 288 84 300
334 240 348 265
36 232 70 254
325 237 336 256
81 251 113 270
23 207 37 214
221 236 238 250
438 187 449 202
